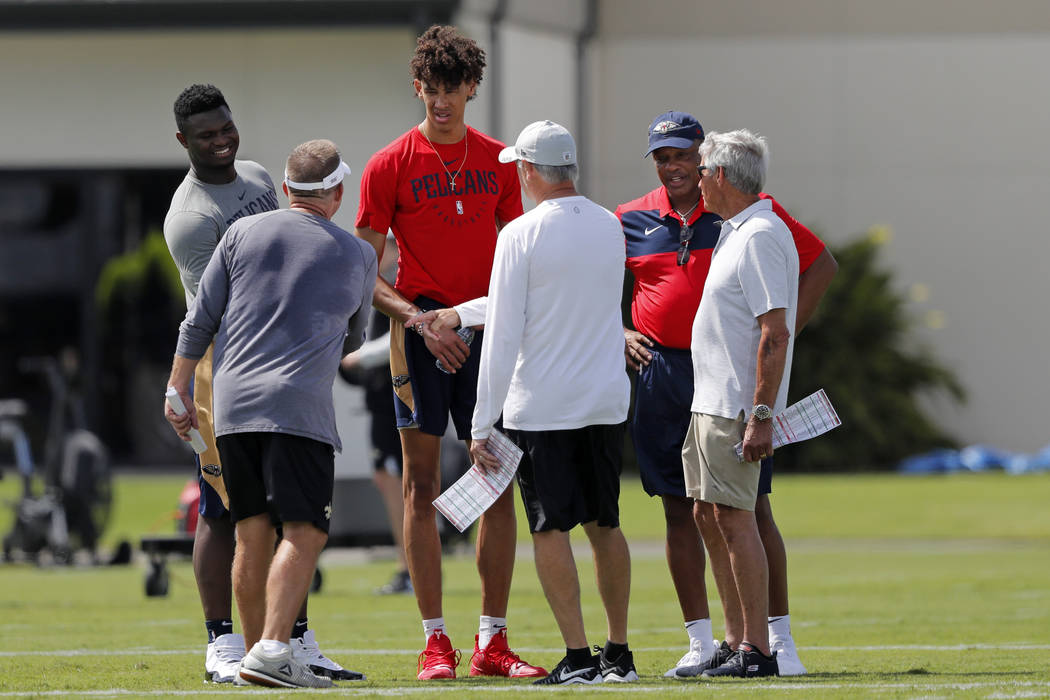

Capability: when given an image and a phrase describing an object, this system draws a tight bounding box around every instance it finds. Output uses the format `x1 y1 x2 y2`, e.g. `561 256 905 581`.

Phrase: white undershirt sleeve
453 296 488 327
471 232 528 440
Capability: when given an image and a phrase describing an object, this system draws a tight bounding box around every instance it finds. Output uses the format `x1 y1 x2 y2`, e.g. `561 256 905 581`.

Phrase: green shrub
779 229 965 472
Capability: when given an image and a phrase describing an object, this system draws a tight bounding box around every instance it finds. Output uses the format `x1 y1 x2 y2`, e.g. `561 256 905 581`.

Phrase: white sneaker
204 633 246 683
239 644 333 688
663 637 718 677
291 629 365 681
770 633 807 676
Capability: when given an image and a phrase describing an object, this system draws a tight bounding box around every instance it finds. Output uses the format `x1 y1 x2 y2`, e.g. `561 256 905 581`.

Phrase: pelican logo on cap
652 120 683 134
644 110 704 157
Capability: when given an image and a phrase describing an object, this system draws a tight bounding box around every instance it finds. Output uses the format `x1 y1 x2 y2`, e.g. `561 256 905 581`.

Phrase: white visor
284 160 351 191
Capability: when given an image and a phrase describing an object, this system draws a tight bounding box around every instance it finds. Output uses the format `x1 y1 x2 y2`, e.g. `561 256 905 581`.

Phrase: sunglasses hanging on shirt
672 199 699 266
676 224 693 266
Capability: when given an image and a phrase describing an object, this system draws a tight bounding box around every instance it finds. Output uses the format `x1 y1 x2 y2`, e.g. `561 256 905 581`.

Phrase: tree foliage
778 230 966 472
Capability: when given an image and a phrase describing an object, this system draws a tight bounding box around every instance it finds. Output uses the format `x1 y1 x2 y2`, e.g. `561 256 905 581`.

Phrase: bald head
285 139 343 197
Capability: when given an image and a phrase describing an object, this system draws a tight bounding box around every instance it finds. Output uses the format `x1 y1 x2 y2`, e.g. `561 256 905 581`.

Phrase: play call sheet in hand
433 429 522 533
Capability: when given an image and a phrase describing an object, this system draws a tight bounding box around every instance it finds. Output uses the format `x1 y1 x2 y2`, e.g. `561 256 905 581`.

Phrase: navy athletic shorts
506 423 625 533
390 295 482 439
217 432 334 534
632 343 772 499
196 469 228 519
189 364 229 520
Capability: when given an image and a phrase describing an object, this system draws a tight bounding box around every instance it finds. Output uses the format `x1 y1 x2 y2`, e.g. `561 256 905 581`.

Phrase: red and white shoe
417 630 461 680
469 628 547 678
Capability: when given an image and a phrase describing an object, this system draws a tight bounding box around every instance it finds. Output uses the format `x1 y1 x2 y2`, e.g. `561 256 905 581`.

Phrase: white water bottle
165 387 208 454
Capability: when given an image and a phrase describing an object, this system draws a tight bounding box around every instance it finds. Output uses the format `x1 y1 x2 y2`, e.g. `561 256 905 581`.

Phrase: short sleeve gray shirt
164 159 279 307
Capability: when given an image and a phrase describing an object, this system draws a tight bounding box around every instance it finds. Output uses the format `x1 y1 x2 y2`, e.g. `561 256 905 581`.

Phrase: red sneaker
469 628 547 678
417 630 460 680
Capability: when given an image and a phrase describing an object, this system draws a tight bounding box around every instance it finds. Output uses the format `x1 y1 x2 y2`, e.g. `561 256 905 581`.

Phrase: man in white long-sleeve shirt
464 121 635 686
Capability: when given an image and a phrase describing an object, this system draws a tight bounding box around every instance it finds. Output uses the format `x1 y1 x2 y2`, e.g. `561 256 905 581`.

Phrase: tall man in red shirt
615 111 837 677
354 24 545 681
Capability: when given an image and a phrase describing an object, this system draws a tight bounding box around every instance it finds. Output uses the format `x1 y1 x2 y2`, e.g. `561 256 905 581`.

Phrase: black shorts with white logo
217 432 334 534
505 422 625 533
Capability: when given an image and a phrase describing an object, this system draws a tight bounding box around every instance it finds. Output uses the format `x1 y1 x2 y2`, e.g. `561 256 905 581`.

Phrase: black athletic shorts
505 423 625 533
216 432 334 534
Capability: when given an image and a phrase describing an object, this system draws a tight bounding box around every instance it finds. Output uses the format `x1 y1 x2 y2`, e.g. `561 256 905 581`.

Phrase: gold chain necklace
421 126 469 190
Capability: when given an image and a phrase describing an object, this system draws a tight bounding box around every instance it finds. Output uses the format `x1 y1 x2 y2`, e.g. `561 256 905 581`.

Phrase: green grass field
0 471 1048 698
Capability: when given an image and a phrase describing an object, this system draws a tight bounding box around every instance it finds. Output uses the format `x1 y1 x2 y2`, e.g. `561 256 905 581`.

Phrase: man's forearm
796 248 837 333
754 339 788 409
168 353 201 391
753 312 790 409
372 276 423 324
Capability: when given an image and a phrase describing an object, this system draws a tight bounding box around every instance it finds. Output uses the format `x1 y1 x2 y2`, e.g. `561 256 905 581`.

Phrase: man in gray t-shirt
165 159 278 308
166 139 376 688
162 84 354 684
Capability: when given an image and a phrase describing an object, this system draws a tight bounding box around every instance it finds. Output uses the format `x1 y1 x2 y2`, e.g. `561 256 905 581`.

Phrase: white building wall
0 27 420 233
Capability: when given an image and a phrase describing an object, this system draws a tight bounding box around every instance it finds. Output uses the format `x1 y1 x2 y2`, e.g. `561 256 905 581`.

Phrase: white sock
478 615 507 649
684 618 716 654
768 614 792 640
257 639 289 655
423 617 446 642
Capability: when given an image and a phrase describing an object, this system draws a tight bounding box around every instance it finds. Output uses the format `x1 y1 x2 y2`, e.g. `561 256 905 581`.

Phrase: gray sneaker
675 640 734 678
238 644 334 688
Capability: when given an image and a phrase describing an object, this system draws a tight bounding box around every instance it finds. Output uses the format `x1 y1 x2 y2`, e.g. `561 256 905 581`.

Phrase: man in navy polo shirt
614 110 837 677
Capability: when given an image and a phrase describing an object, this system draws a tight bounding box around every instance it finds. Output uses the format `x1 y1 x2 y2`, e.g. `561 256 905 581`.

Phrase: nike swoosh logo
237 191 246 200
644 225 663 236
557 667 594 682
443 159 457 166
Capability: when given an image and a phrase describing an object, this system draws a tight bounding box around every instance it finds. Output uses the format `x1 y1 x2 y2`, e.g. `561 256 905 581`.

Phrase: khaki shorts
681 412 759 511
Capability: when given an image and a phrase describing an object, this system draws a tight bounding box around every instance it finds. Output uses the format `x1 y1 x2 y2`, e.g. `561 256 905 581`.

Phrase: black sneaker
597 645 638 682
532 654 601 685
701 642 779 678
675 640 734 678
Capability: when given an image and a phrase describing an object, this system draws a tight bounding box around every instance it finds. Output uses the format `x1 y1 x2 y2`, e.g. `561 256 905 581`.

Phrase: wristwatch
751 404 773 422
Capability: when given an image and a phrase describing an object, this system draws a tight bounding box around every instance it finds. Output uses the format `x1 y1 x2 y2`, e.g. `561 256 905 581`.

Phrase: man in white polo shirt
684 129 798 679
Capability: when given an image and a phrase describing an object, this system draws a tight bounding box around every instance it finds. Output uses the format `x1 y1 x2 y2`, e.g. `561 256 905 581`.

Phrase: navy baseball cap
644 110 704 157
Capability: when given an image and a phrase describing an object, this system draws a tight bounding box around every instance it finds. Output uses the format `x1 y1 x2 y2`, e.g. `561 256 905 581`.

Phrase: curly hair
173 84 229 133
409 25 486 91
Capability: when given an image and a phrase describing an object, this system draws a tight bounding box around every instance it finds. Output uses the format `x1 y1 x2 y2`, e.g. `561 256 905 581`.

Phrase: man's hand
409 307 463 340
741 417 774 463
624 328 654 371
164 384 199 444
470 437 500 473
406 308 470 373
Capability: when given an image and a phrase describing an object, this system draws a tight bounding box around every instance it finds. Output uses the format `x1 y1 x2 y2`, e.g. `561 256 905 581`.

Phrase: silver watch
751 404 773 421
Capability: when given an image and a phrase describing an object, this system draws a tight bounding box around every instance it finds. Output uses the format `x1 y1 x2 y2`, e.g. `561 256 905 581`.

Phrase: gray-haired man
684 129 798 679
